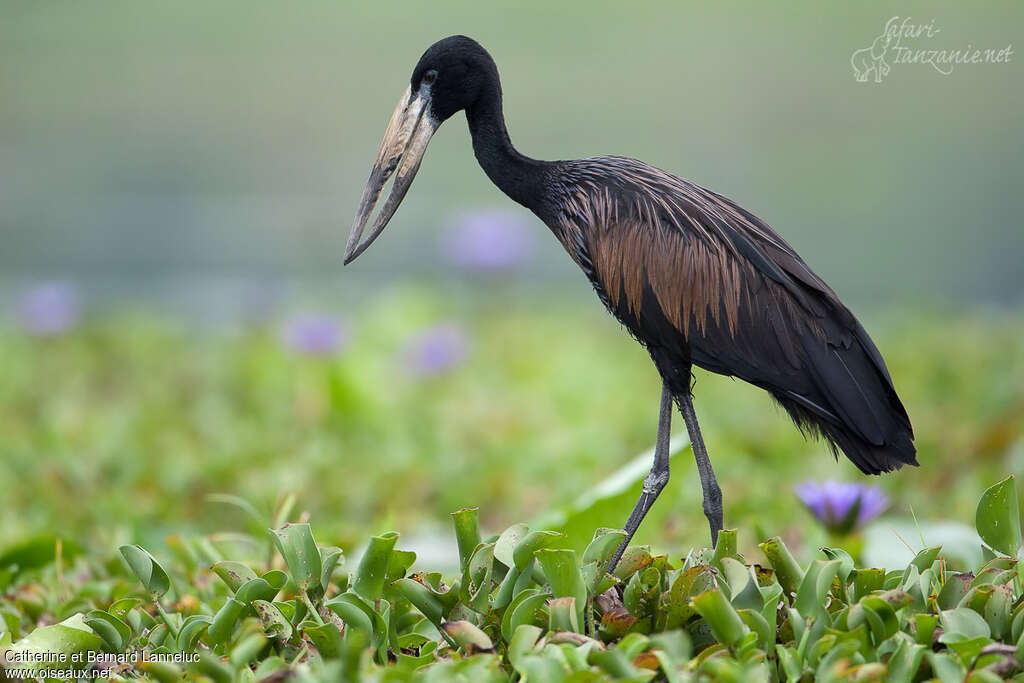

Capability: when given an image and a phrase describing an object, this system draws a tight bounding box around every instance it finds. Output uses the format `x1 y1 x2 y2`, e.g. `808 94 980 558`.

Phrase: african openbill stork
344 36 917 565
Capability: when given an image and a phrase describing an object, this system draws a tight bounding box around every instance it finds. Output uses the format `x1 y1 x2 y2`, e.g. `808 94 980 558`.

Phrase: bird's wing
554 156 914 472
556 155 837 353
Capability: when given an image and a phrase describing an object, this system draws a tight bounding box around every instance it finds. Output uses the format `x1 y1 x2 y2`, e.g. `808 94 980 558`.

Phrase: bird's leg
608 382 673 572
677 392 723 547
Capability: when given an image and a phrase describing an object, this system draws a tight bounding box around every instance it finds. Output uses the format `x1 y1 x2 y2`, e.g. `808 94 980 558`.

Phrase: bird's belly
586 274 702 394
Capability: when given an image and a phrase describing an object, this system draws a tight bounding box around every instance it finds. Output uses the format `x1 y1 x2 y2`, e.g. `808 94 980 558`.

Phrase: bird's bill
344 85 438 264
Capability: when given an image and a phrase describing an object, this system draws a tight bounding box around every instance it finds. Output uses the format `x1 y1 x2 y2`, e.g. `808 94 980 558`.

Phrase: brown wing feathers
553 156 916 474
557 156 818 342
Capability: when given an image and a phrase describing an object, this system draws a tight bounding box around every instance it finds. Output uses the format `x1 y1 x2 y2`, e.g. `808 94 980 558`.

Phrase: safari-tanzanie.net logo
851 16 1013 83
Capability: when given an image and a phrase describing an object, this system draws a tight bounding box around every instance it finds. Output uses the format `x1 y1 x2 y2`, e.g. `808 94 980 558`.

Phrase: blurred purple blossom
443 208 533 271
403 324 470 377
17 282 81 337
794 480 890 533
281 314 348 356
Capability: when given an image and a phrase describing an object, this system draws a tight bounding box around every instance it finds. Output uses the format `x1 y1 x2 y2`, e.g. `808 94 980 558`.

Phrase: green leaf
211 561 259 592
208 597 246 645
613 545 653 580
758 536 803 596
583 528 628 568
440 620 494 652
325 594 374 634
462 542 495 613
452 509 482 573
235 577 279 605
939 606 990 639
712 529 738 565
547 596 579 633
493 523 529 568
851 567 886 601
692 588 749 647
491 564 524 611
517 654 565 682
139 660 184 683
909 545 942 573
937 572 973 610
662 565 716 629
720 557 762 611
925 651 966 682
108 598 142 623
940 633 992 668
392 578 445 626
508 624 543 673
319 546 344 592
119 545 171 598
513 530 563 571
502 589 549 641
176 615 212 651
795 559 840 620
352 531 398 601
536 549 587 628
304 623 344 658
269 523 322 591
253 600 293 641
6 613 102 673
976 476 1022 556
820 546 855 595
885 637 926 683
230 633 268 667
0 536 82 577
262 569 289 591
982 584 1013 639
914 613 938 646
589 647 646 678
384 549 416 584
193 651 232 683
848 595 901 645
83 609 131 652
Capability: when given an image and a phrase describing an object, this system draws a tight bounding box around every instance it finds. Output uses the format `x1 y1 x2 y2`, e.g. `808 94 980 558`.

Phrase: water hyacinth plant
402 323 470 377
16 282 81 337
280 314 349 356
2 477 1023 681
795 480 890 534
442 208 533 272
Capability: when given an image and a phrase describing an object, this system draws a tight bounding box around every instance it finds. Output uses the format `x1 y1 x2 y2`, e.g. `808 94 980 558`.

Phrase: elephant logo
851 17 1012 82
851 32 893 83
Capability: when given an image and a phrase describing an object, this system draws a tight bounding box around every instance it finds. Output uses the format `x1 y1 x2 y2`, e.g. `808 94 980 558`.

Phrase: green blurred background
1 2 1022 565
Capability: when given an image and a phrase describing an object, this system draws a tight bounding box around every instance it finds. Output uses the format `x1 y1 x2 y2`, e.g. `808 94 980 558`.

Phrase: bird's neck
466 90 551 215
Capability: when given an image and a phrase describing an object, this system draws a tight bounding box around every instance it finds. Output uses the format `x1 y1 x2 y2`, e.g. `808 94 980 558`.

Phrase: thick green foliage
3 479 1024 681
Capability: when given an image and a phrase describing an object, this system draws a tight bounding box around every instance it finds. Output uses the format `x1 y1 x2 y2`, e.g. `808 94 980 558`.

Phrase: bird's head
344 35 497 264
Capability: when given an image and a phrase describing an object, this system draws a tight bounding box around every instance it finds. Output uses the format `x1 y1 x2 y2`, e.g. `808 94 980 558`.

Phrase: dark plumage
550 156 916 475
345 35 917 560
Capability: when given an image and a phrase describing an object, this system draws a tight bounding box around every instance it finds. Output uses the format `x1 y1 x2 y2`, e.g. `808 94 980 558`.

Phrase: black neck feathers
465 75 552 216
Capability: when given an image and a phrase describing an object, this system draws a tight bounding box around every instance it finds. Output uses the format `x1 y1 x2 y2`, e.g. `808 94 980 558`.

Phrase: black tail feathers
778 396 917 474
777 328 918 475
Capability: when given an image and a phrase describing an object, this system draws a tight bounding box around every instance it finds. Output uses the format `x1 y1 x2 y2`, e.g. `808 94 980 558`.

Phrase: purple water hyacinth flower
794 480 890 533
443 208 533 271
404 324 470 377
281 314 348 356
17 282 81 337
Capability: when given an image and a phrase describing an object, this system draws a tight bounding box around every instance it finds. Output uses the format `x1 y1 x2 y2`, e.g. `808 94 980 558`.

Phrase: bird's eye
422 70 437 85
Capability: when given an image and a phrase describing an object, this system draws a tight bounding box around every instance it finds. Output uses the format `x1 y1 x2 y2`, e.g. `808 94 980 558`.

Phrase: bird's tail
774 324 917 475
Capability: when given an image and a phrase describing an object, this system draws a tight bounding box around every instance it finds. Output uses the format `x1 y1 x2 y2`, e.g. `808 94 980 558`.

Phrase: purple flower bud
443 208 533 271
794 480 889 533
281 314 348 356
17 282 81 337
403 324 470 377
